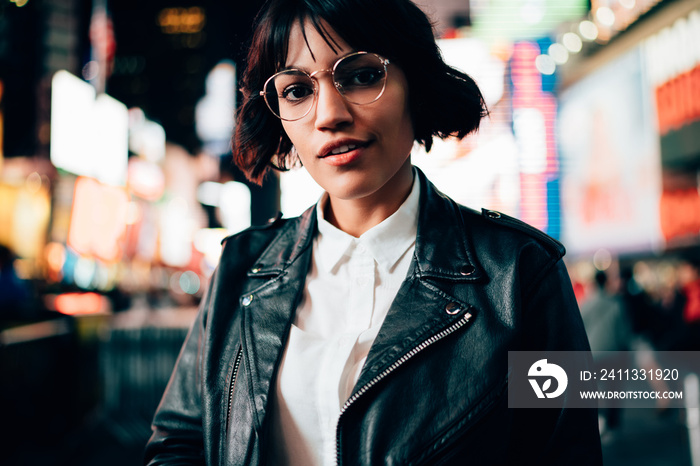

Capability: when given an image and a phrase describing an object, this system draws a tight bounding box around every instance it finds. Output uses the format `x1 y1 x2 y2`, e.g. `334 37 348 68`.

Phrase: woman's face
280 19 415 207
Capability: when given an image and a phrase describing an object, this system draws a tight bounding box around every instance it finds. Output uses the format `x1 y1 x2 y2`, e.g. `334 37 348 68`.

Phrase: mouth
330 144 359 155
318 139 370 158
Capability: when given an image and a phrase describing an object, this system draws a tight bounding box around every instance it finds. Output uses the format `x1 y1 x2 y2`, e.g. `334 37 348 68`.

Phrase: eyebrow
282 50 357 73
279 64 314 73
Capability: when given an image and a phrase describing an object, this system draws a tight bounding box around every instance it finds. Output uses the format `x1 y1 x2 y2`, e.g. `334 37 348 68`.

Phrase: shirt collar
315 171 420 274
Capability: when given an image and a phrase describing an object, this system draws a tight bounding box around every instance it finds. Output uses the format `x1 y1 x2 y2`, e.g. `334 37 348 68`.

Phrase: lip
317 138 371 167
318 138 370 159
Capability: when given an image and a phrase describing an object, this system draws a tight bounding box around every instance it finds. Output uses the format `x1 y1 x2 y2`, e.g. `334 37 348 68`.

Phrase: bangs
260 0 392 75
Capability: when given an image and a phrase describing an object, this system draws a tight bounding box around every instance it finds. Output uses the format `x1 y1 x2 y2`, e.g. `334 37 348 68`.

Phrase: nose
313 77 353 130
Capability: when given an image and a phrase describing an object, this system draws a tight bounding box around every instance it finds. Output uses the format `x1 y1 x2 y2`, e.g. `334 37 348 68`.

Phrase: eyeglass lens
264 53 387 121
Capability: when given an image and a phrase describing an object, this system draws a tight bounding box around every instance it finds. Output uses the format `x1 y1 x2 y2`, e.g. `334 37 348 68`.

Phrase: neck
324 161 414 238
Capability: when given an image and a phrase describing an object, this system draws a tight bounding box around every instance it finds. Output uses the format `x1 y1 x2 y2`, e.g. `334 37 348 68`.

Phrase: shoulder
221 212 287 247
459 205 565 261
218 206 315 272
218 212 292 267
452 204 568 289
417 168 565 263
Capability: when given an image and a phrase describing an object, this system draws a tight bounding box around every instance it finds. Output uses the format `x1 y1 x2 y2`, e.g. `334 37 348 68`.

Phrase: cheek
387 97 414 149
281 122 308 155
384 81 414 141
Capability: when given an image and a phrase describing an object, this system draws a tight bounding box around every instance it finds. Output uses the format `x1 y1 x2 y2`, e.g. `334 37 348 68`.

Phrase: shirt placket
348 242 376 329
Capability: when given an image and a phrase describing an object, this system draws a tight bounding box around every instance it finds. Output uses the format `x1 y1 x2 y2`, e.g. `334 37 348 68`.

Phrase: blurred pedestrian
652 259 700 352
0 244 32 320
581 270 632 354
581 269 632 434
145 0 602 464
619 266 672 413
677 259 700 350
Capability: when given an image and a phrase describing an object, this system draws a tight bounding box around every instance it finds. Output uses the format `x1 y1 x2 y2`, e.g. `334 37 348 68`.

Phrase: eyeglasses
260 51 390 121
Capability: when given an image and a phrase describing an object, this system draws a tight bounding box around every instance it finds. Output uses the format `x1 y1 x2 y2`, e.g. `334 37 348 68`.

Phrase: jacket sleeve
509 256 603 465
143 281 212 465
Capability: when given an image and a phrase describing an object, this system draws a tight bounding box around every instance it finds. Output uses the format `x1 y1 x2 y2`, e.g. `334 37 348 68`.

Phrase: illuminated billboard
471 0 588 42
50 70 128 186
558 46 663 256
68 176 129 262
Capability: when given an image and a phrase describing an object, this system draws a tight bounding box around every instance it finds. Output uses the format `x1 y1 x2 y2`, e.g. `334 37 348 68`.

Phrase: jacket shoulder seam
475 208 565 259
220 213 287 246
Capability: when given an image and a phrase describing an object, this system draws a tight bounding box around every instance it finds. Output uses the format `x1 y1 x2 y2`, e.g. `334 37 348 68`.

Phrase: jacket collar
249 167 484 283
240 167 484 435
413 167 484 282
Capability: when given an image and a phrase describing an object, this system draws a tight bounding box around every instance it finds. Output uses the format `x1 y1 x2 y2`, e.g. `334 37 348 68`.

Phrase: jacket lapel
237 207 316 431
353 169 486 391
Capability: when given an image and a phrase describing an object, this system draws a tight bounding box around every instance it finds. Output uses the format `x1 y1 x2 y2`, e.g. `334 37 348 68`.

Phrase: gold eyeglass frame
259 51 391 121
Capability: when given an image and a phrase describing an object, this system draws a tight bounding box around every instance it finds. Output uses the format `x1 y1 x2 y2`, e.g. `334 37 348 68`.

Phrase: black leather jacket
145 169 602 465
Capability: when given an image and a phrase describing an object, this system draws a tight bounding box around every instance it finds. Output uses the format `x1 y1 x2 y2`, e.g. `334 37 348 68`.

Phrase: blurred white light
82 61 99 81
513 108 547 174
94 264 111 291
593 249 613 271
197 181 222 207
196 61 236 155
193 228 228 268
74 257 96 289
619 0 635 9
579 20 599 41
596 7 616 27
51 71 95 176
92 94 130 186
159 197 193 267
562 33 583 53
548 43 569 65
280 168 324 218
50 70 129 187
179 271 201 295
129 108 166 162
520 2 545 25
534 54 556 75
219 182 251 234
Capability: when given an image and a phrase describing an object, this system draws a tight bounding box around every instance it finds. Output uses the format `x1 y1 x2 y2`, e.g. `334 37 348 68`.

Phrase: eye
348 68 383 86
281 84 314 102
336 66 385 89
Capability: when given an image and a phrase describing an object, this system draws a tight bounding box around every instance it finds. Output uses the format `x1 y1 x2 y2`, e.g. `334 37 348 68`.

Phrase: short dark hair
232 0 488 184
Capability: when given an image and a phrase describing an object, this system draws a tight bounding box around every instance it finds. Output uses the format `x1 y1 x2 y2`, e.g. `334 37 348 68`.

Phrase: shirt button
356 244 367 254
241 295 253 306
460 265 475 276
357 277 369 286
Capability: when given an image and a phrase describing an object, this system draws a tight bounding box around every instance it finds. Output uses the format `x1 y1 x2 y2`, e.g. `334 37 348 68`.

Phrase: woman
145 0 602 464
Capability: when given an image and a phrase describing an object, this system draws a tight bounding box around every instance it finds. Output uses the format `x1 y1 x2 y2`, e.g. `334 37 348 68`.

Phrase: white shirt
268 175 420 466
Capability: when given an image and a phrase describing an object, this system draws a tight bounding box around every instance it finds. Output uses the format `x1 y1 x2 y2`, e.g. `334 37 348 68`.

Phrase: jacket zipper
226 346 243 433
335 310 473 466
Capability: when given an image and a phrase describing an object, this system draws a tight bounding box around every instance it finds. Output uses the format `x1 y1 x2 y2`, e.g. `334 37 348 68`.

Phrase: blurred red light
54 292 106 315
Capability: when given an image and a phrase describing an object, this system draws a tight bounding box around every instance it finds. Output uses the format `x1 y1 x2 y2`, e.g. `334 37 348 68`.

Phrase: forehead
284 18 351 67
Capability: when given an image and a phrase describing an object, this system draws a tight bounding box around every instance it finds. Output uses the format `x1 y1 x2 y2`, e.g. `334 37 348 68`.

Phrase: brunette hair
233 0 488 184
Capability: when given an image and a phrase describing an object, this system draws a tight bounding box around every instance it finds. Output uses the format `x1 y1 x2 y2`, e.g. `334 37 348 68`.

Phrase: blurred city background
1 0 700 464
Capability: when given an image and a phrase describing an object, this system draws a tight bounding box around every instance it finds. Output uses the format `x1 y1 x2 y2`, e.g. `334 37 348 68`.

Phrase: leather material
145 168 602 465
